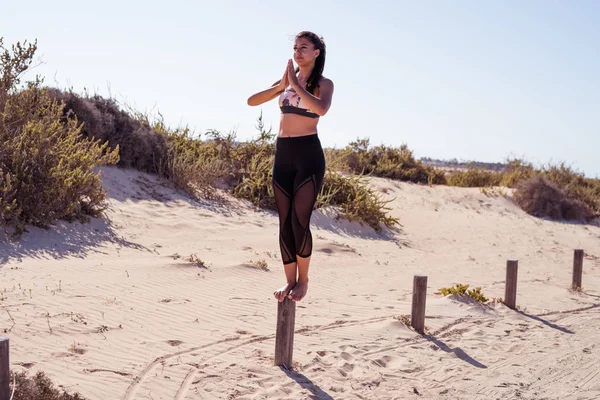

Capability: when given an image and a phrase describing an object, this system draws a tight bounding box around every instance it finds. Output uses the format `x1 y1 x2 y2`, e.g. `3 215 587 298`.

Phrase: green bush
446 163 503 188
0 38 119 237
499 158 538 188
231 119 399 232
339 137 446 185
317 171 399 232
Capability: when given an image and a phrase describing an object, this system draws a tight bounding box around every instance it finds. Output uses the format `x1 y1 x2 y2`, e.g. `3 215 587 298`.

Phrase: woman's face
293 37 320 66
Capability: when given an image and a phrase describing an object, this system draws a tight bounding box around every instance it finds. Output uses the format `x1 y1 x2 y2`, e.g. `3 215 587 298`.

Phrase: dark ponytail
296 31 326 95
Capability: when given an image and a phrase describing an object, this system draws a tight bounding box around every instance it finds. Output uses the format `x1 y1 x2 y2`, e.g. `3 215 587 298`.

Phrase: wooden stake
411 275 428 334
274 298 296 367
505 260 518 310
0 336 9 400
572 249 584 290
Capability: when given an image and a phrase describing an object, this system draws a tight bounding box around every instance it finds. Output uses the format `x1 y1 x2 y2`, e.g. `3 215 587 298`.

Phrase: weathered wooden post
411 275 428 334
274 298 296 368
572 249 584 290
505 260 518 310
0 336 9 400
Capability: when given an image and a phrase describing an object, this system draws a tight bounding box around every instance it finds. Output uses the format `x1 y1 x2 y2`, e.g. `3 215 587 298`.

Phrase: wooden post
0 336 8 400
274 298 296 368
505 260 518 310
411 275 427 334
572 249 584 289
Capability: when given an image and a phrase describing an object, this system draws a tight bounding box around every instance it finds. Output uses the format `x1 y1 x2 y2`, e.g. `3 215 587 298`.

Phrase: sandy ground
1 165 599 400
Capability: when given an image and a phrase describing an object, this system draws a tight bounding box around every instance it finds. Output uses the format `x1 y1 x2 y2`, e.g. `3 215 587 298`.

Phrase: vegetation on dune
446 159 599 220
329 138 446 185
1 33 599 399
2 35 599 241
0 38 119 237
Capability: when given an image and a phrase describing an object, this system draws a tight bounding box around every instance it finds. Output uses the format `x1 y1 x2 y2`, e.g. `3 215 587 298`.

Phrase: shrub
10 370 87 400
340 137 446 185
231 122 399 232
47 89 169 175
499 158 537 188
446 164 503 188
317 171 399 232
513 175 597 221
540 162 600 214
439 283 489 303
1 38 119 237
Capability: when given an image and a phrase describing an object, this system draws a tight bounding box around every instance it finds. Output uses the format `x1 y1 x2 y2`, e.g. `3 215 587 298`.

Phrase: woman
247 31 334 302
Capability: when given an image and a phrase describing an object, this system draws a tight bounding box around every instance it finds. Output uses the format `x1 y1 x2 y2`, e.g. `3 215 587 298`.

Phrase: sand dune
2 166 599 399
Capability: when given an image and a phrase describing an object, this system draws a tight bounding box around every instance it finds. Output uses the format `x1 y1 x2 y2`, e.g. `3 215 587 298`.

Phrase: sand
1 165 599 399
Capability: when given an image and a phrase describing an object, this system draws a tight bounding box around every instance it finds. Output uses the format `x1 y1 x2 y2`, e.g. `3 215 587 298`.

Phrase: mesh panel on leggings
273 179 296 264
292 175 318 258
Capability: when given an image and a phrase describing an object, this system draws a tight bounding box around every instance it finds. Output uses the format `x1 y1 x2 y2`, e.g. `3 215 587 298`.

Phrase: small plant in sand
480 186 506 197
3 308 15 332
439 283 489 303
393 314 411 326
248 259 269 271
185 253 209 269
569 284 584 293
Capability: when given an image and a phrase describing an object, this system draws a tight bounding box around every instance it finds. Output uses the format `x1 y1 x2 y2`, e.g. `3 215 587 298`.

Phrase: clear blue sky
3 0 599 177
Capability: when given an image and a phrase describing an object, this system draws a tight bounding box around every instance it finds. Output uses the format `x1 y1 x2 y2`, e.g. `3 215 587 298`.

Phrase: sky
2 0 599 177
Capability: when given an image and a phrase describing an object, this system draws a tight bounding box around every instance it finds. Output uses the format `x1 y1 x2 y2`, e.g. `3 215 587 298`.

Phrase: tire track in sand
123 315 392 400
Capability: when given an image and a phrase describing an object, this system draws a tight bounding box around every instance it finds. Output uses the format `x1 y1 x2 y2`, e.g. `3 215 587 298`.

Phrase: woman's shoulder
318 76 334 91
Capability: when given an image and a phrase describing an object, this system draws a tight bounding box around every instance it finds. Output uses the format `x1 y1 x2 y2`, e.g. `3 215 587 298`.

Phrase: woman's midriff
278 113 319 138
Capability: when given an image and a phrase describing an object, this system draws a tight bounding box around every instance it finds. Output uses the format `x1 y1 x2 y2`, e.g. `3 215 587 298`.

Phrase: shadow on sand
422 334 488 369
309 206 410 248
281 367 334 400
0 214 149 265
515 310 575 334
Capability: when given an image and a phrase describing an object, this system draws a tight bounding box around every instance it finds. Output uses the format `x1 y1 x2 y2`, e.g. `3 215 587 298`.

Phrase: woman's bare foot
274 282 295 302
288 279 308 301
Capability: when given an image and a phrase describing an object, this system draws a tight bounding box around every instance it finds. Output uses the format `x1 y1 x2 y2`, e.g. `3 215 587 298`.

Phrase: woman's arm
247 81 284 106
286 60 334 116
247 65 289 106
291 78 334 116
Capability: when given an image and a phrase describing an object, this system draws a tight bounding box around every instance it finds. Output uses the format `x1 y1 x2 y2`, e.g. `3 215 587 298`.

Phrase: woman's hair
296 31 326 95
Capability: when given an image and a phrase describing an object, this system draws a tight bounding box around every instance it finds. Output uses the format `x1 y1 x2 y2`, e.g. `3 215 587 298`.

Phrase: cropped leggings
272 134 326 265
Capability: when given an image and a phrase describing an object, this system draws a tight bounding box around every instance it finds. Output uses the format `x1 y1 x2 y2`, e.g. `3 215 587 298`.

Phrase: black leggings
272 134 326 265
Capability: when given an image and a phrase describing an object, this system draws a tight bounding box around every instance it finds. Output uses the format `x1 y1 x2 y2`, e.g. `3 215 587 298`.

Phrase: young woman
247 31 334 302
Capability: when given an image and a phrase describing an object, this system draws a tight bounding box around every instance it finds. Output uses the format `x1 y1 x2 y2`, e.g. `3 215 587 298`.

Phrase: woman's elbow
317 105 331 116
